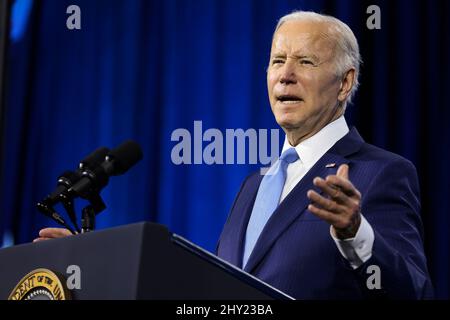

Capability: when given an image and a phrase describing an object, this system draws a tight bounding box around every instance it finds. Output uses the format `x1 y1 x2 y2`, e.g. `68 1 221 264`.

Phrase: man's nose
279 62 297 85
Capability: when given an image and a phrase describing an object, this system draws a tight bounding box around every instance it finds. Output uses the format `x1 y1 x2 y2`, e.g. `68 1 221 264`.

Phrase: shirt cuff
330 214 375 269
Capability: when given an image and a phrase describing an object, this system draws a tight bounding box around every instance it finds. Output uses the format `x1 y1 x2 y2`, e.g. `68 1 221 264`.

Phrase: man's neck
281 115 349 170
286 111 344 146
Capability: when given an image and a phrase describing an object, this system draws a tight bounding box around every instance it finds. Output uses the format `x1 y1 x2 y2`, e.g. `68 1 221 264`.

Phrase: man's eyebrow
270 53 287 59
293 53 320 61
270 52 320 61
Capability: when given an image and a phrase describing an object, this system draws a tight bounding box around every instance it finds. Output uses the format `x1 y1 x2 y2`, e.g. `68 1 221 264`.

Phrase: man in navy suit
216 11 433 299
36 10 433 300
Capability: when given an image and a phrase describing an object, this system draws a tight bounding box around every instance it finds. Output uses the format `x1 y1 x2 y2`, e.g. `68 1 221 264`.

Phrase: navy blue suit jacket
217 128 434 299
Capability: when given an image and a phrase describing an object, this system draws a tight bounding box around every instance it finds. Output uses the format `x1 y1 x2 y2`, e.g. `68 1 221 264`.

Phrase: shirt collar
281 116 350 169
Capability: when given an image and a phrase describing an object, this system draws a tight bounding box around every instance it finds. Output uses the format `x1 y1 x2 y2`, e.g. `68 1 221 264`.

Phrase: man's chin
275 117 301 131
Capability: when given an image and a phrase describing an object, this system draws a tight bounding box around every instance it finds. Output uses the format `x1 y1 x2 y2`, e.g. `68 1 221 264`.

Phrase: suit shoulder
355 142 417 169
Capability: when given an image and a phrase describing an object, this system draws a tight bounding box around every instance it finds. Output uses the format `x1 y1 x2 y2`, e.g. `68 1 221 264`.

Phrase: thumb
337 164 349 179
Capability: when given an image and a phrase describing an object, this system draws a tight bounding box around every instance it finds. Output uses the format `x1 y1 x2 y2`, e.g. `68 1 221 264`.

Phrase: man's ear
337 69 356 103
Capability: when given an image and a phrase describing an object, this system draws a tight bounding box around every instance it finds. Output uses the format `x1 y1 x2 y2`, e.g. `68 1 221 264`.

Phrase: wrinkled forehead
271 21 337 58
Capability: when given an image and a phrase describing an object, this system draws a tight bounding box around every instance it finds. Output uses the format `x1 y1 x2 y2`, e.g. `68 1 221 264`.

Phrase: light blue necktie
242 147 299 268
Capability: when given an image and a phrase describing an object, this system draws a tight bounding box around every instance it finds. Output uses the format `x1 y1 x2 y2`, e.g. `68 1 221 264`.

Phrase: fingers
307 203 339 225
33 237 52 242
325 175 360 199
307 165 362 237
336 163 349 179
307 195 361 232
313 177 353 205
312 164 358 200
33 228 73 243
307 189 344 213
38 228 72 239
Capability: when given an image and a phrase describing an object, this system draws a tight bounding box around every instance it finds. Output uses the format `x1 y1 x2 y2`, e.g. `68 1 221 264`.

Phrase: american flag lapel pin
325 163 336 168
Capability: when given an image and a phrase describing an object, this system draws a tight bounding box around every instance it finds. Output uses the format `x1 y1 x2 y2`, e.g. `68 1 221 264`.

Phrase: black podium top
0 222 293 300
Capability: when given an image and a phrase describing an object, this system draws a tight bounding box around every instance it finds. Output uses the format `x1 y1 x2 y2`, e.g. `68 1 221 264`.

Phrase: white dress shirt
279 116 374 269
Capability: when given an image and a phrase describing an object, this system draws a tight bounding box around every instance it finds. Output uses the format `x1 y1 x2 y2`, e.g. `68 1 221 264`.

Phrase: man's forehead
271 21 336 54
275 19 333 37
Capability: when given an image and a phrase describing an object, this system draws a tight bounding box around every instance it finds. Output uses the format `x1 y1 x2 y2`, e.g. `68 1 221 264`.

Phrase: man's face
267 20 345 141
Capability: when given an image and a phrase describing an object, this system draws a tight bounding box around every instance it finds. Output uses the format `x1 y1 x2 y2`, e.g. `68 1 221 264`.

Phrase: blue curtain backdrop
1 0 449 298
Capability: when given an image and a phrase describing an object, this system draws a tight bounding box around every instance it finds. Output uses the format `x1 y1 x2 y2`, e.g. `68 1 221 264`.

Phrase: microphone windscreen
108 140 143 175
79 147 110 170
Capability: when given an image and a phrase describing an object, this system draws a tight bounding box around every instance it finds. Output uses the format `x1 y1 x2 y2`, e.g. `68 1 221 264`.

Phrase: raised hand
306 164 362 239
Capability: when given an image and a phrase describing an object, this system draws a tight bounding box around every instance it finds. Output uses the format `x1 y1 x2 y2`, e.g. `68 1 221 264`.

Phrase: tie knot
279 148 299 164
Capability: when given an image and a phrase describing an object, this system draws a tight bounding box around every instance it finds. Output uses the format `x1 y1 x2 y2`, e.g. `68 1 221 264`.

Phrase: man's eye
272 59 284 65
300 59 314 65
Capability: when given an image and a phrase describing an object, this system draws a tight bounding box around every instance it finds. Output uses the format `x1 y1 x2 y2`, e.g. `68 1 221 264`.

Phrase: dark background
0 0 448 298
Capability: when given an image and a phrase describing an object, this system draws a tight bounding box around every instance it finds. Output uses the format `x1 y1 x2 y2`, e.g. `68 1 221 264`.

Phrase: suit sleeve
351 159 434 299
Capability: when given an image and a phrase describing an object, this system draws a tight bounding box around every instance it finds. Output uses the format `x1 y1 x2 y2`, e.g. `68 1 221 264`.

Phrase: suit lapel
223 173 263 267
243 127 365 273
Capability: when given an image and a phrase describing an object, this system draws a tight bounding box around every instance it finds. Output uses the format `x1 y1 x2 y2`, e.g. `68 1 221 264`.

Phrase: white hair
274 11 362 108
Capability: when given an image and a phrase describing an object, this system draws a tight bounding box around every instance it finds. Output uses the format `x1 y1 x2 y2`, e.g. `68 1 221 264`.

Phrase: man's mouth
276 95 303 105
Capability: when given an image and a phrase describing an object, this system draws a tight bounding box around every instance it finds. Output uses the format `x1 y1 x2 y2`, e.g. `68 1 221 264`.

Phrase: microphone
79 147 111 170
43 171 80 206
36 140 143 234
37 147 110 233
42 147 110 206
67 140 143 200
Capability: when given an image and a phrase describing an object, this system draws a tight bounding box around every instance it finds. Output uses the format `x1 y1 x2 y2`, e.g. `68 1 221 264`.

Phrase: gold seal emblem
8 268 70 300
